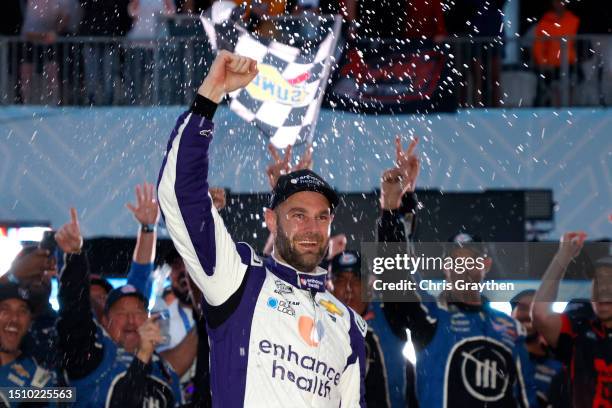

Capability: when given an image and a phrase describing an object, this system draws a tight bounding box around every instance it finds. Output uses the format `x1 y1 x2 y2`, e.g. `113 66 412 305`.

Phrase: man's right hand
55 208 83 254
136 317 163 364
266 143 313 189
380 136 420 210
197 50 258 103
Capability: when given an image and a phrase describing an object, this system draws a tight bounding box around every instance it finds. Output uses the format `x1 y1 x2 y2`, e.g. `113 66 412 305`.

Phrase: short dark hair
509 289 536 311
89 276 114 294
162 286 173 299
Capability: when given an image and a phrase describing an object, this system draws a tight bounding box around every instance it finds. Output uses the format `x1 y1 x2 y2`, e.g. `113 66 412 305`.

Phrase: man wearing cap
532 233 612 408
157 50 366 407
329 250 391 407
377 138 536 407
0 283 55 405
3 246 59 372
510 289 564 407
55 208 185 407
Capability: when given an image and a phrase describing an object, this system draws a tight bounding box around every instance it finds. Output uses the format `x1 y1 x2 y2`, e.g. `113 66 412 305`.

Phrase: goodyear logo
246 64 314 106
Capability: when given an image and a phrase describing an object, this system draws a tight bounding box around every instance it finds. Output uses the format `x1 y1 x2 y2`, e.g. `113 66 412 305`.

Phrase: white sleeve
157 112 248 307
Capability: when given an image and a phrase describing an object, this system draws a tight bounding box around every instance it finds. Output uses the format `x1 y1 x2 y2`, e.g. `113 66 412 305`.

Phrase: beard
171 286 192 306
275 222 327 272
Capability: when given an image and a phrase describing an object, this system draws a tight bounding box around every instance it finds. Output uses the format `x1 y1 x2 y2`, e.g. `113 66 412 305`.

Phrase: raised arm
55 208 104 380
126 182 160 298
159 327 198 377
157 51 258 309
531 231 586 348
377 137 438 346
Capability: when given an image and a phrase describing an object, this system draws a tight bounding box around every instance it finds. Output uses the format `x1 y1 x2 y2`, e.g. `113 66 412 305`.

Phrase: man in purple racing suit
157 51 367 407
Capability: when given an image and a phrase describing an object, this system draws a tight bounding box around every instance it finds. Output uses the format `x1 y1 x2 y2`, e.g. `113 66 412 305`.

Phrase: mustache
291 233 324 244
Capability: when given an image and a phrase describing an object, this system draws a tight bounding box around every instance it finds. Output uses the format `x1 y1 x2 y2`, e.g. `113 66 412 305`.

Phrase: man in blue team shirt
55 208 190 407
0 283 55 406
378 137 537 407
510 289 564 407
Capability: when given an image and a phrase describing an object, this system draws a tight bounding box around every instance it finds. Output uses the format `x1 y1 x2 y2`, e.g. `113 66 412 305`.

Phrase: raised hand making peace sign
266 143 313 189
380 136 420 210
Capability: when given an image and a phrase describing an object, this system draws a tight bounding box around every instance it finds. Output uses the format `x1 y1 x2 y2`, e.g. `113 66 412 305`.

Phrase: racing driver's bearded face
265 191 333 273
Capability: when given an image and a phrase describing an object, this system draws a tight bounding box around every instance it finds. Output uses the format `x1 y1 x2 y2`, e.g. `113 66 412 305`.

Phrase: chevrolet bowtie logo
319 299 343 316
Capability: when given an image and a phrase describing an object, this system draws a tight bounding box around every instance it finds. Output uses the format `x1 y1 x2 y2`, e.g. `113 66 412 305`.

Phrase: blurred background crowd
0 0 611 107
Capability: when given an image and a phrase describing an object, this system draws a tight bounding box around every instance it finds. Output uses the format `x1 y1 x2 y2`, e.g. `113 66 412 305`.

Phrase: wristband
140 224 156 234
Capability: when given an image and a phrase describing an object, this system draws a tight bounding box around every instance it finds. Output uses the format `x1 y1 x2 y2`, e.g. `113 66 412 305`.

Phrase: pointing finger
70 208 79 226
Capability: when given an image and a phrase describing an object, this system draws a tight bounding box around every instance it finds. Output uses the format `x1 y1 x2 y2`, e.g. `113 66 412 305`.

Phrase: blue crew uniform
378 210 538 408
0 356 55 407
57 253 182 407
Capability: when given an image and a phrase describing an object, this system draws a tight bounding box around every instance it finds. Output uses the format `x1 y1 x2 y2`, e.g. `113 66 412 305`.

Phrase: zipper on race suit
309 289 321 406
309 290 318 338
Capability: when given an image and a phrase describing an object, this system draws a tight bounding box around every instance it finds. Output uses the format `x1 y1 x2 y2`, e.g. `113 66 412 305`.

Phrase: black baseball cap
0 283 35 311
564 298 595 320
104 284 148 314
330 250 361 277
509 289 536 310
269 169 339 212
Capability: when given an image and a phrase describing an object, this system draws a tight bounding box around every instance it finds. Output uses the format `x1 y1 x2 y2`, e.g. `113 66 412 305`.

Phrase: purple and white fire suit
157 96 366 407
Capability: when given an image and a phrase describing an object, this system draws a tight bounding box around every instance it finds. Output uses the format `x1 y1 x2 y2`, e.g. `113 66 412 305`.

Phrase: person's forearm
126 261 153 300
158 94 249 310
377 210 407 243
133 228 156 264
198 78 225 104
57 252 102 379
532 253 572 321
160 328 198 376
377 192 417 242
58 252 91 317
